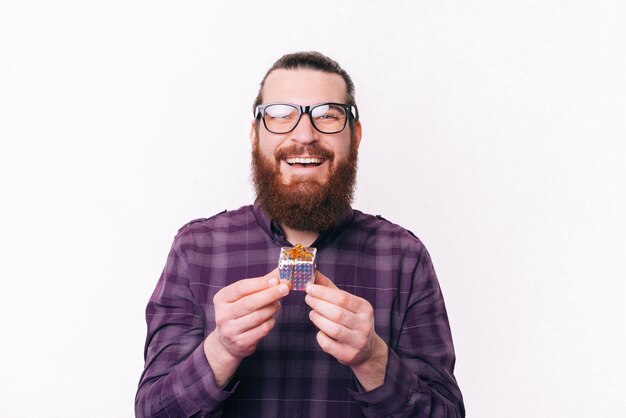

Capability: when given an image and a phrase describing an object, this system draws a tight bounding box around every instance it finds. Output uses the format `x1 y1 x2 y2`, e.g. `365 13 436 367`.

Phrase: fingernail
268 278 278 287
278 283 289 295
305 283 313 293
305 295 311 304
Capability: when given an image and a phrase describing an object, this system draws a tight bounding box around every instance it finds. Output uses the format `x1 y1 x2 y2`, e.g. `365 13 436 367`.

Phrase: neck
281 225 318 248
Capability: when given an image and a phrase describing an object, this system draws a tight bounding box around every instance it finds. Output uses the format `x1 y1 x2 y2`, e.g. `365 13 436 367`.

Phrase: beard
251 139 358 232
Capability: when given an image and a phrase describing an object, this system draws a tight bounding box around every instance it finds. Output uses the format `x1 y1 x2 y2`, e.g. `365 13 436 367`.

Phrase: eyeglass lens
263 104 348 134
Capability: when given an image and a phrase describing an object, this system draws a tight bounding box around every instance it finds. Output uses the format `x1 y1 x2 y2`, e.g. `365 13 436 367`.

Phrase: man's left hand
305 271 388 391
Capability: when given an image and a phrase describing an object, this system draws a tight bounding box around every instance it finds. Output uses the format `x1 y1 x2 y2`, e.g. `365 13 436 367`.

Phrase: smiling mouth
284 157 325 167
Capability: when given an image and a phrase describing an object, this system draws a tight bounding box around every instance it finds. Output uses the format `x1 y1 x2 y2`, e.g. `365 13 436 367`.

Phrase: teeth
285 157 324 165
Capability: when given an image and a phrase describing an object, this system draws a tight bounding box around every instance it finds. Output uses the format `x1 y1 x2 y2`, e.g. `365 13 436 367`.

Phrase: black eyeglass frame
254 102 359 135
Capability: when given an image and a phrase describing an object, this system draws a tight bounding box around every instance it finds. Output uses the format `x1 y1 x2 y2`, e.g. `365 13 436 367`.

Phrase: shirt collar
251 200 355 248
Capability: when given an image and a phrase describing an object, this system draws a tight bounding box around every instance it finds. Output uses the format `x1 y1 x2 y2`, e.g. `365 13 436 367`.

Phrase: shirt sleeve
349 247 465 417
135 233 235 417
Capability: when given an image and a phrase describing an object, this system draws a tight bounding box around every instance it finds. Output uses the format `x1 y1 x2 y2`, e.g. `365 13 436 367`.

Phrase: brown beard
251 139 358 232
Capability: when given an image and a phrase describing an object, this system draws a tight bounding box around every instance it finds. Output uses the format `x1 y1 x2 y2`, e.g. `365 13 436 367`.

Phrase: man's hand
305 271 388 391
204 268 290 387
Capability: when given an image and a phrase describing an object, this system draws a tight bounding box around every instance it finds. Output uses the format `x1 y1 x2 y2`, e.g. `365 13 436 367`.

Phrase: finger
227 301 281 335
305 294 359 329
230 281 289 317
314 270 338 289
309 309 351 342
221 316 277 357
218 268 280 303
315 331 368 366
315 330 345 361
306 284 366 314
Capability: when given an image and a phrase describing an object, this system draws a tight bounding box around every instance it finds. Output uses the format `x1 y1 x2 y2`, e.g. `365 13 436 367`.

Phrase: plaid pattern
136 203 464 417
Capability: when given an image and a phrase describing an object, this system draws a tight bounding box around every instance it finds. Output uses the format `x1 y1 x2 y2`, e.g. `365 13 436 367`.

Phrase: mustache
274 144 334 161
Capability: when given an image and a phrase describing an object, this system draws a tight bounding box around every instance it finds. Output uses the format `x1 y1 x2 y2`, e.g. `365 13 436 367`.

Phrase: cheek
332 142 353 162
259 143 278 162
258 135 287 160
334 132 354 155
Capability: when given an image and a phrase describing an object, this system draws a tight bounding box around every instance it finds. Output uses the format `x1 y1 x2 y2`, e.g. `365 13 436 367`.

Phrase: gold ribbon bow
287 244 313 261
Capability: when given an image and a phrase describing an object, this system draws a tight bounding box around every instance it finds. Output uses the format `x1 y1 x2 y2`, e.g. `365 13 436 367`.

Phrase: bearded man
136 52 465 418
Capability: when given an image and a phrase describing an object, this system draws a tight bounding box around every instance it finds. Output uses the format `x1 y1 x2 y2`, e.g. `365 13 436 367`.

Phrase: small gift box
278 244 317 291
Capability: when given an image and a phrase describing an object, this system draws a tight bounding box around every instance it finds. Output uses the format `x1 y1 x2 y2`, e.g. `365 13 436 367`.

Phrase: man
136 51 465 417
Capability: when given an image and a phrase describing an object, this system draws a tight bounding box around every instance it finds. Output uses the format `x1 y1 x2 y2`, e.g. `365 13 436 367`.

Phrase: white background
1 1 625 417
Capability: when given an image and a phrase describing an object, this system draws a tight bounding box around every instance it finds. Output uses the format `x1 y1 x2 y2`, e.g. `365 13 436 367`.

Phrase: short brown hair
253 51 358 125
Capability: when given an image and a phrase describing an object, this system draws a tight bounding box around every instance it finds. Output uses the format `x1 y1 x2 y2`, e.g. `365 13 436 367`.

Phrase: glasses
255 102 358 134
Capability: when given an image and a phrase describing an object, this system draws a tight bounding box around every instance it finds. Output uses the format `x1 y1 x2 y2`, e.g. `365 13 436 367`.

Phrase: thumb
314 270 338 289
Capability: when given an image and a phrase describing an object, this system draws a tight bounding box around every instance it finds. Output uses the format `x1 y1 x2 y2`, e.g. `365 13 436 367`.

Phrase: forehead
262 69 348 105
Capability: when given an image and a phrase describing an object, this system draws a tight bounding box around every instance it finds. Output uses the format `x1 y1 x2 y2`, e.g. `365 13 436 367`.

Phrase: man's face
250 68 362 232
251 69 361 187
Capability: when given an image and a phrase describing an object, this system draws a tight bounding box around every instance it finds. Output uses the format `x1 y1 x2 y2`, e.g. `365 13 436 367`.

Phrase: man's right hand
203 268 290 387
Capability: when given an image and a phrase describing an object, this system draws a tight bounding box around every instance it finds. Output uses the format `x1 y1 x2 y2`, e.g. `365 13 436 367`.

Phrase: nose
290 113 318 145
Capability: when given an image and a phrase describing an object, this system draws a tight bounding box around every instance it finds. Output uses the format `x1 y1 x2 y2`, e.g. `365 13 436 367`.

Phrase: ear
249 120 258 146
352 120 363 150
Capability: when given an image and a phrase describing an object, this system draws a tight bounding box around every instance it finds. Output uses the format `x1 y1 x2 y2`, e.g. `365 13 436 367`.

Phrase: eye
265 104 297 119
312 104 344 121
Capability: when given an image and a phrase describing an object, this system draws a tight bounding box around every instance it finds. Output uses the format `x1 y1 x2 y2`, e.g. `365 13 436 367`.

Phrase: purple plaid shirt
136 203 464 417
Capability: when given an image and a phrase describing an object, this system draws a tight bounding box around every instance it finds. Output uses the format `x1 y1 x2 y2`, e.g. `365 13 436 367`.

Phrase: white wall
1 1 624 416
